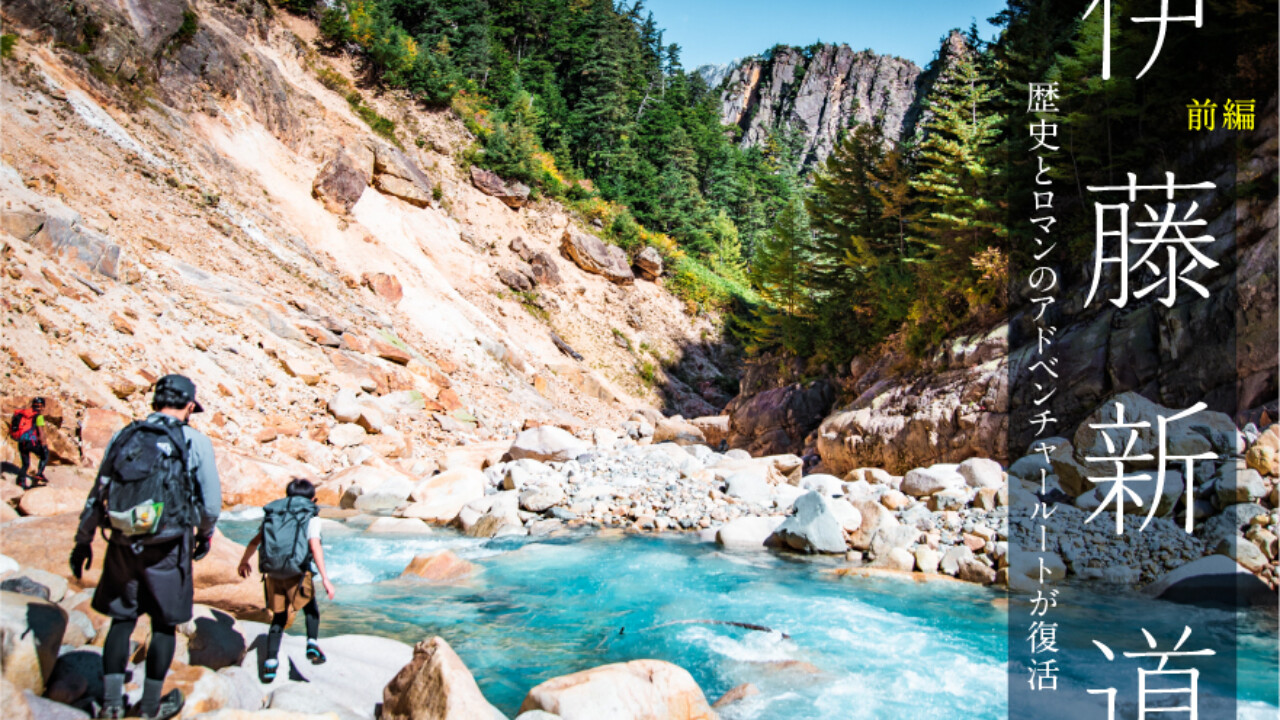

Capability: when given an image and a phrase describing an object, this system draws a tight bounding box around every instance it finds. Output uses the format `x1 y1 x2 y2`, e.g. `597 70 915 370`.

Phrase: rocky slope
0 0 734 484
716 43 921 168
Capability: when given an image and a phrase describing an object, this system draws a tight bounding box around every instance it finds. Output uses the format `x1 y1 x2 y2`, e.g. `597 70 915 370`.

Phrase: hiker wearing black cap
9 396 50 489
70 374 222 720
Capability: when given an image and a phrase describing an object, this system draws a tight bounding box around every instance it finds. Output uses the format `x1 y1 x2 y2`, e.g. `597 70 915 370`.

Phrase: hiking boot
132 690 185 720
96 704 126 720
306 642 327 665
261 658 278 682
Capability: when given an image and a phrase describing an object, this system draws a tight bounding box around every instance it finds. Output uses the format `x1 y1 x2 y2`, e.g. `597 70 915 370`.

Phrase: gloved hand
69 543 93 580
193 533 212 561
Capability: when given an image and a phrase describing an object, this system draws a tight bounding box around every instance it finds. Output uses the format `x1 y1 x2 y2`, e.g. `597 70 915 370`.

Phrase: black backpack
259 496 317 579
98 419 201 544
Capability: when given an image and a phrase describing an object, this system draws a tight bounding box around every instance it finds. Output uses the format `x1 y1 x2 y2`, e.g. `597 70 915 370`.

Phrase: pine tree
908 36 1005 330
748 193 816 356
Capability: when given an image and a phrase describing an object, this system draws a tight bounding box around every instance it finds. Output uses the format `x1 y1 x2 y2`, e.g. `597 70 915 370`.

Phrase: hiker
9 396 50 489
70 375 221 720
237 478 336 681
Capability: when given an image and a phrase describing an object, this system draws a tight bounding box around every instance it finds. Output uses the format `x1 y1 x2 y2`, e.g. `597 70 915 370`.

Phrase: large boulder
237 631 414 713
957 458 1004 489
559 229 634 285
400 551 477 583
529 252 563 286
509 427 589 463
313 147 370 213
401 469 486 523
689 417 729 448
770 491 846 554
373 144 434 208
382 637 506 720
900 465 965 497
635 247 663 281
1142 555 1274 607
78 409 129 468
337 465 415 512
216 449 301 507
519 660 716 720
0 591 67 694
1072 392 1236 467
715 516 785 550
17 487 85 517
652 418 706 447
726 381 834 457
470 167 530 209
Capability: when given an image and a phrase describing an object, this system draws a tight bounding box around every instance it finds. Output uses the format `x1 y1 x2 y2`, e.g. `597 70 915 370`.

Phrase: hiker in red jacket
9 397 49 489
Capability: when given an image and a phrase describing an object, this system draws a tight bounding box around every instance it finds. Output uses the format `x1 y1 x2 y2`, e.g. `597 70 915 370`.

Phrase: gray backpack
259 497 317 579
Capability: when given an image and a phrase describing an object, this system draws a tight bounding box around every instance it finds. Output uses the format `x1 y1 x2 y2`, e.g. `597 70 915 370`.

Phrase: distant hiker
9 396 49 489
70 374 222 720
237 478 336 681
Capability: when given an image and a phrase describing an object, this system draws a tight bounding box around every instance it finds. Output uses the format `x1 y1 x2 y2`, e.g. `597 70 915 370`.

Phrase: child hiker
237 478 336 680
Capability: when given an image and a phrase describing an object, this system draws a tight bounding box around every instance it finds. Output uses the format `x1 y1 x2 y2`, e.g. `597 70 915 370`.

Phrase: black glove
70 542 92 580
193 533 212 561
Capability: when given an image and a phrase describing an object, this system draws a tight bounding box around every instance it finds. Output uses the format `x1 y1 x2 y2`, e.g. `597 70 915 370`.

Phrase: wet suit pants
102 618 177 682
267 598 320 660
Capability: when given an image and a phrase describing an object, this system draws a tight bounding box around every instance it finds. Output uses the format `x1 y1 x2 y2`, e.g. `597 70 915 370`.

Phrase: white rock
509 426 589 462
366 517 433 534
327 389 362 424
328 423 368 448
958 458 1004 489
826 498 862 533
715 516 785 549
900 465 965 497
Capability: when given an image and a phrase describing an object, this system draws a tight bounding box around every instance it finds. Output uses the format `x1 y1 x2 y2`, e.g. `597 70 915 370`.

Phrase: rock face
520 659 717 720
560 229 634 285
718 44 921 169
816 330 1008 475
470 166 531 209
312 146 370 213
726 381 834 457
382 636 506 720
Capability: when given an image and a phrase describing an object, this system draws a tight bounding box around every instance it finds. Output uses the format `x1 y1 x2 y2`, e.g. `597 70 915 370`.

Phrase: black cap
154 374 204 413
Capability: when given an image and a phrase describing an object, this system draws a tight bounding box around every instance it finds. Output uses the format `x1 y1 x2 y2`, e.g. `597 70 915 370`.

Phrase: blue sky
641 0 1008 69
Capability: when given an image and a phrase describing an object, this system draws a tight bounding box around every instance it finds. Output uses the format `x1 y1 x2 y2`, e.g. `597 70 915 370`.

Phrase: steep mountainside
717 43 921 168
0 0 732 481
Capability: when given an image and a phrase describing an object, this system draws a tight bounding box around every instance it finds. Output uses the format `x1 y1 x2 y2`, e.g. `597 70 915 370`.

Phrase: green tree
748 193 816 356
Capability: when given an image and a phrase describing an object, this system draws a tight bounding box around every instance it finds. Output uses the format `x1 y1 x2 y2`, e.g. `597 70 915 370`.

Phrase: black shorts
92 534 194 627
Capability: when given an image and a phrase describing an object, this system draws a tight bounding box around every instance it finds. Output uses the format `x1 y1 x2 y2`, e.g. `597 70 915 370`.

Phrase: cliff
0 0 732 481
717 43 921 168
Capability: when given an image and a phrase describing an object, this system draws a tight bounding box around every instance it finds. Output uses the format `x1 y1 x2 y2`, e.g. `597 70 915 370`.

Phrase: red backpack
8 408 38 443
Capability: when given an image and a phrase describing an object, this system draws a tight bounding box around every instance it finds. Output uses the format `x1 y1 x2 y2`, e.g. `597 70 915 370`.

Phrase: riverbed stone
509 427 589 463
715 516 785 550
401 552 477 583
724 472 769 506
770 491 846 554
519 659 715 720
403 469 487 523
900 465 964 497
382 636 505 720
958 458 1004 489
